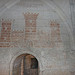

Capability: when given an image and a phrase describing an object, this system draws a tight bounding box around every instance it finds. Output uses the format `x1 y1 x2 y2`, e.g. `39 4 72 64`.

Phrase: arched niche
12 54 39 75
9 51 43 75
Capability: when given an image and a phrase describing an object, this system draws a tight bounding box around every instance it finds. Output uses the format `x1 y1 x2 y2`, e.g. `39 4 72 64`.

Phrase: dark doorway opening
13 54 38 75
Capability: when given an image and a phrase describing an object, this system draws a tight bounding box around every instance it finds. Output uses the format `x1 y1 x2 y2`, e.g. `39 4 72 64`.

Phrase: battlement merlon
23 13 39 20
1 19 14 23
12 30 24 33
50 20 60 27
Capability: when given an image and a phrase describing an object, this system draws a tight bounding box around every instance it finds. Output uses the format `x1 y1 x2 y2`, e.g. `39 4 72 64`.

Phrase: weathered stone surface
0 0 75 75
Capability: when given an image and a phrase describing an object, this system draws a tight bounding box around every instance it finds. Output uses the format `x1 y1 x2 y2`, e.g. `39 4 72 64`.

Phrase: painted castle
0 13 62 48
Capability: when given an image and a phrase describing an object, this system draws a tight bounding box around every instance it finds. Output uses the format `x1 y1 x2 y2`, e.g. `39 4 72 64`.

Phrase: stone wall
0 0 75 75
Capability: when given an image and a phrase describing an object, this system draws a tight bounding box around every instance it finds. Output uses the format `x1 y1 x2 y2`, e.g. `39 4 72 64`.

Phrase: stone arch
9 51 43 75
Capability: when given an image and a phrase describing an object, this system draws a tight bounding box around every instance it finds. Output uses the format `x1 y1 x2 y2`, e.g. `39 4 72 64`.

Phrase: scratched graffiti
0 13 62 48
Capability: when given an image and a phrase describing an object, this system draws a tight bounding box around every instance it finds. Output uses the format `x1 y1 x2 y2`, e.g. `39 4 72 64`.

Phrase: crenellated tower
0 19 12 47
24 13 39 40
50 21 62 47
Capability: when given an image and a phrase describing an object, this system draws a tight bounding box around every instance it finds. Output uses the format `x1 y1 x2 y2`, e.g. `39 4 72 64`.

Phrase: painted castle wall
0 0 75 75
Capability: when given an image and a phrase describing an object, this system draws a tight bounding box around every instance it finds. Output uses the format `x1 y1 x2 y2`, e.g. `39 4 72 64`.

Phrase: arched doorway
12 54 39 75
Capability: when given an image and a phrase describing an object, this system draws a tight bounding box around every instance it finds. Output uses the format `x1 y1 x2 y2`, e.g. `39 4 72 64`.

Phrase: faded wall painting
0 0 75 75
0 13 62 48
